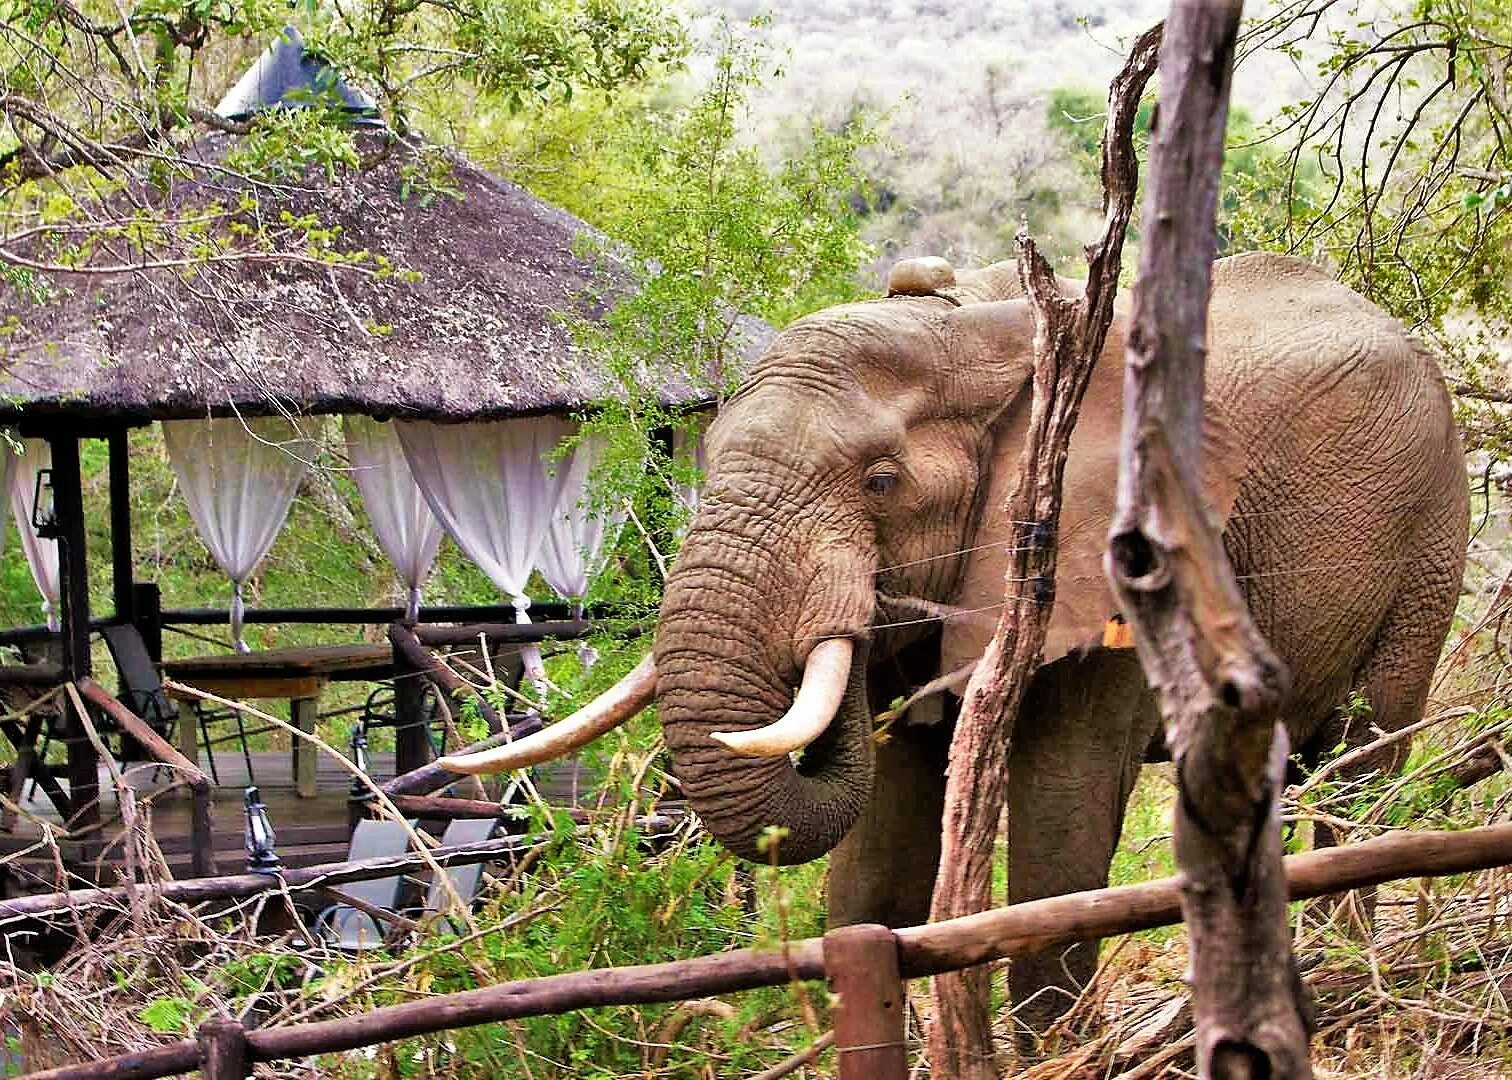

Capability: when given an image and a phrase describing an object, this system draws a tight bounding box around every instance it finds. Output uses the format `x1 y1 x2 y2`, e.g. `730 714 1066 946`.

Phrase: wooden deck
0 748 597 897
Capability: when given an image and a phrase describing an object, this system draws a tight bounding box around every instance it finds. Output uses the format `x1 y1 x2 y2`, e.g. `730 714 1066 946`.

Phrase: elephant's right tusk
436 653 658 775
711 638 853 757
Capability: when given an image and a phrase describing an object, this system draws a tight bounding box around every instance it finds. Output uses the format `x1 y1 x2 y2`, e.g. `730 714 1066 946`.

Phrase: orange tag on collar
1103 616 1135 649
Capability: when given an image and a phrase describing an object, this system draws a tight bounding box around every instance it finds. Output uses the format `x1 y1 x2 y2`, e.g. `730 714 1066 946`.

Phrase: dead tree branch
1106 1 1312 1075
925 22 1162 1080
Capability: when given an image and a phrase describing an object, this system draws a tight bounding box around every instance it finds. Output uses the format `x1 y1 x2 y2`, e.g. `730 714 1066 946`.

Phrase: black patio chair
100 624 257 786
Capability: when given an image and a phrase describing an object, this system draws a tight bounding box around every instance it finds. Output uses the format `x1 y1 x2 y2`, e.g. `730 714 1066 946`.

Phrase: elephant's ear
939 318 1248 675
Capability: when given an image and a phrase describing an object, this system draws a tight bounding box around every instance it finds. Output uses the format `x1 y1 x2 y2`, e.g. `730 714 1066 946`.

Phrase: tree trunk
1105 2 1314 1075
925 25 1161 1078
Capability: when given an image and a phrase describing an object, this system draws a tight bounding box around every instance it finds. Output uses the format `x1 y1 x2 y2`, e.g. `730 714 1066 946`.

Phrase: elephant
443 250 1469 1043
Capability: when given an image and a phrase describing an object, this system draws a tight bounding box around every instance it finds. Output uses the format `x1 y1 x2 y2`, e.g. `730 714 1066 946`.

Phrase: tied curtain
163 416 316 652
537 429 626 669
6 439 58 631
343 416 444 621
396 416 576 691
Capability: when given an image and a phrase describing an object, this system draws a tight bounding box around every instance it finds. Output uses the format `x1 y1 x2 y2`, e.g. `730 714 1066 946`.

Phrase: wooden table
163 644 396 798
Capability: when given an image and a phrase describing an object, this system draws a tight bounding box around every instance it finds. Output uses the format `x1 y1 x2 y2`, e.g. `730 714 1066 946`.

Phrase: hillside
694 0 1308 278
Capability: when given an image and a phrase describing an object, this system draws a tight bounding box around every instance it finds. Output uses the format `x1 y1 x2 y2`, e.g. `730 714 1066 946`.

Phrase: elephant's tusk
436 653 658 775
710 638 854 757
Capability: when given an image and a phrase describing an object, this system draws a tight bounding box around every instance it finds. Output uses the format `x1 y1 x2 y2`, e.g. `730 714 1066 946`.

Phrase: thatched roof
0 132 772 424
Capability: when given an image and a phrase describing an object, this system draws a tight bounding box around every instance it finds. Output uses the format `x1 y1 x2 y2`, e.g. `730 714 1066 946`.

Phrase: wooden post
49 434 99 835
393 652 433 779
132 582 163 661
825 924 908 1080
291 695 318 799
197 1017 248 1079
1106 2 1312 1075
107 427 134 625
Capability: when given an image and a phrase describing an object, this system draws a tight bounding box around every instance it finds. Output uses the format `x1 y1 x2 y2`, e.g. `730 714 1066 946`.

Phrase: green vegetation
3 1 1511 1076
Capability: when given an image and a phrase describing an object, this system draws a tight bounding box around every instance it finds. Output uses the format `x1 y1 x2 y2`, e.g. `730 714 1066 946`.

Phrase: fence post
823 923 908 1080
198 1017 249 1079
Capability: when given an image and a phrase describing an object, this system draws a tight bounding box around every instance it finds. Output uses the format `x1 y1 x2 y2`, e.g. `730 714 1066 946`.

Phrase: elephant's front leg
826 712 953 928
1007 649 1157 1057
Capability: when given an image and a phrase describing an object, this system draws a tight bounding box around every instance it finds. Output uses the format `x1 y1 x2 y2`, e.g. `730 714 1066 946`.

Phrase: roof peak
215 26 383 127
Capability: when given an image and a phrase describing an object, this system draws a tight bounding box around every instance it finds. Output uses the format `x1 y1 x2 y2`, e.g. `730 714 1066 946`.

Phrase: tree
1243 0 1511 460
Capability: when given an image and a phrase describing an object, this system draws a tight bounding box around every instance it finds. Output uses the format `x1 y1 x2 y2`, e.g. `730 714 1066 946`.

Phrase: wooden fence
16 822 1512 1079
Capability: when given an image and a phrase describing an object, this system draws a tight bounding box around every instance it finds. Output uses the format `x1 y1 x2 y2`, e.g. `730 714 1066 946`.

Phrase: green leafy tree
1241 0 1512 460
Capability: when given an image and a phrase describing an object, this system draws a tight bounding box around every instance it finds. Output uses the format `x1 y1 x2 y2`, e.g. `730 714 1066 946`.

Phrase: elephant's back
1204 252 1467 733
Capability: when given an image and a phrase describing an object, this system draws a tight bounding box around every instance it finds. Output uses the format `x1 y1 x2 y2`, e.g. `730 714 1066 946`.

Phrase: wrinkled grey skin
652 252 1469 1038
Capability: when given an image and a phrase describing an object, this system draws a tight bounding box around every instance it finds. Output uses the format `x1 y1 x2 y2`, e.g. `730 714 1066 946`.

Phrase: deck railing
74 678 217 878
17 822 1512 1080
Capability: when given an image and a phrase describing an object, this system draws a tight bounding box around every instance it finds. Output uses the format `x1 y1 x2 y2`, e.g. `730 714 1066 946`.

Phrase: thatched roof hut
0 138 771 423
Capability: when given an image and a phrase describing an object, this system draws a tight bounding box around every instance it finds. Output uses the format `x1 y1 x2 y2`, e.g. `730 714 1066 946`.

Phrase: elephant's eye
864 470 898 496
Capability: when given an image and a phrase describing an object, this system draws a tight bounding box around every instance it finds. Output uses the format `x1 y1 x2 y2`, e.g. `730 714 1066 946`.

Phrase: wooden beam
381 713 542 799
389 793 506 819
0 832 539 922
108 427 134 624
76 678 217 877
157 604 593 627
244 939 830 1062
413 620 591 648
16 822 1512 1080
49 434 98 834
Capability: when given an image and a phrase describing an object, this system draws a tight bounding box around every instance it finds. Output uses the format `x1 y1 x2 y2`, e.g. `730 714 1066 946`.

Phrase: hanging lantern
31 468 58 539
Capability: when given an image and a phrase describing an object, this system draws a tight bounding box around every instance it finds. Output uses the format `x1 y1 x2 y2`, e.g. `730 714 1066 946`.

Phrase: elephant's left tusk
437 653 658 775
711 638 853 757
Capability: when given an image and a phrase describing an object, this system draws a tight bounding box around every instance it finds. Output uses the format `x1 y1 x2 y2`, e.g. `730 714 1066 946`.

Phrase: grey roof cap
216 26 382 126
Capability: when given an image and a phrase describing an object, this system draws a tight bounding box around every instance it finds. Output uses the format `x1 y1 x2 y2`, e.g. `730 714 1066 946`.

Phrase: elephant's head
651 267 1060 865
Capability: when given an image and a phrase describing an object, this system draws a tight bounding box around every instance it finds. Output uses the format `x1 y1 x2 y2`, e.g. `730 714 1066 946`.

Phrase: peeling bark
1105 2 1313 1075
925 25 1162 1079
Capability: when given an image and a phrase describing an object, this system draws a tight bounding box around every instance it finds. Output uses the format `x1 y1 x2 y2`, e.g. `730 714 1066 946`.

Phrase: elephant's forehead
762 300 950 383
710 378 907 466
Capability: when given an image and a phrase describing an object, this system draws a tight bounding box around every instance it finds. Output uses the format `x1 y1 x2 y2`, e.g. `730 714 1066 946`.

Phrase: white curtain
344 416 444 621
538 430 625 604
163 416 316 651
538 430 626 669
396 415 576 691
6 440 57 631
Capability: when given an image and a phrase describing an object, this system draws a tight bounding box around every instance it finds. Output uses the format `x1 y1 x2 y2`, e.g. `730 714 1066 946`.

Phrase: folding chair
312 818 419 951
101 624 256 786
423 815 501 922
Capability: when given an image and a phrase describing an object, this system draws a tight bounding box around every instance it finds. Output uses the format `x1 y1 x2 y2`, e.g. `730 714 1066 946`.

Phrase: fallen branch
0 831 537 925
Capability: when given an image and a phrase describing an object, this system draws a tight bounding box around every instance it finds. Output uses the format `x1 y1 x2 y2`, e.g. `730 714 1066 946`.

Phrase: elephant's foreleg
826 714 953 928
1006 649 1156 1057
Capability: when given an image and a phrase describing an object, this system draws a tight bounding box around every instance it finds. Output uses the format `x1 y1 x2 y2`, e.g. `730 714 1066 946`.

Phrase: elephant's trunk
654 531 876 865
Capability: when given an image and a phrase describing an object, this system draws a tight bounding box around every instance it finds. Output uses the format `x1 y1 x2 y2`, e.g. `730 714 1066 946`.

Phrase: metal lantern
348 723 374 803
243 785 281 873
31 468 59 539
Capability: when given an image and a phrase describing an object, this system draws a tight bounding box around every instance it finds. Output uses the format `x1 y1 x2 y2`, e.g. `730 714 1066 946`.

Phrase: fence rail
17 821 1512 1079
